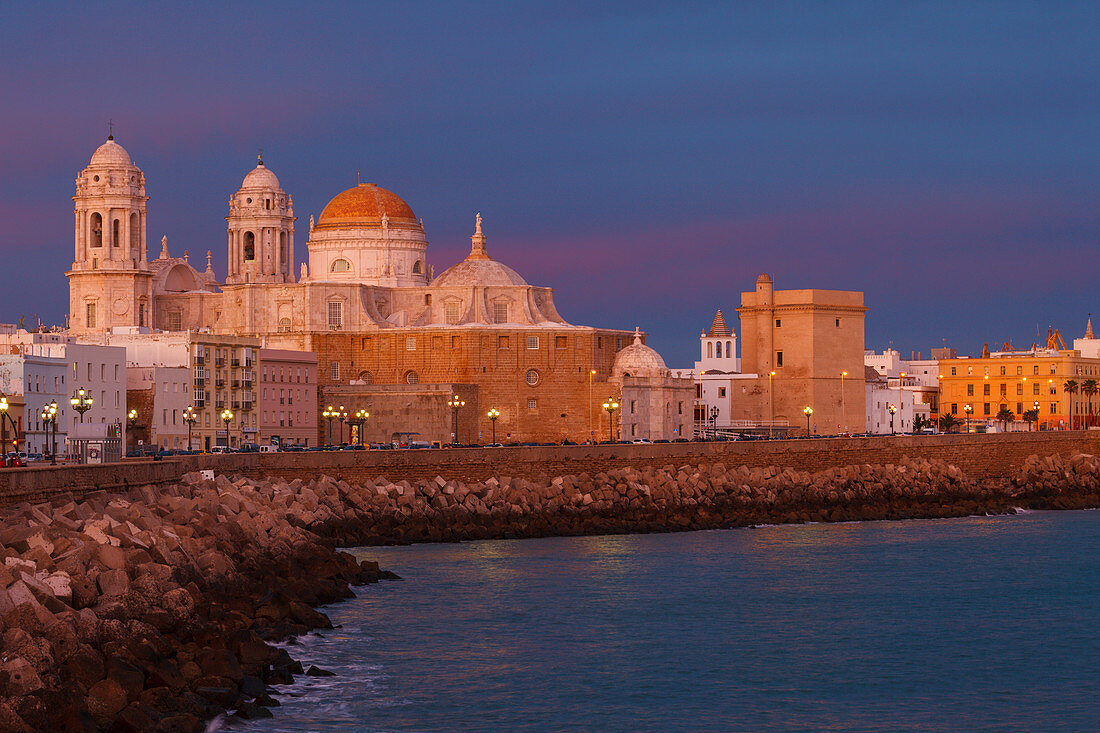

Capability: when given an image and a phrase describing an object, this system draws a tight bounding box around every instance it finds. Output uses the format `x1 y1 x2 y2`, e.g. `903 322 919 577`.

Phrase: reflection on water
249 511 1100 732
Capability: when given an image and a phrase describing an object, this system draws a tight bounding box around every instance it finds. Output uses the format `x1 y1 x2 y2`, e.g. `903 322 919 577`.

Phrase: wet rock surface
1 452 1099 730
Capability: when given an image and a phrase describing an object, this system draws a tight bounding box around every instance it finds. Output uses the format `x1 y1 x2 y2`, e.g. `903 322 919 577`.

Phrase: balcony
215 401 226 410
193 377 205 387
214 357 225 367
242 380 253 390
232 380 241 389
231 358 241 367
194 356 205 365
241 402 253 411
231 401 241 409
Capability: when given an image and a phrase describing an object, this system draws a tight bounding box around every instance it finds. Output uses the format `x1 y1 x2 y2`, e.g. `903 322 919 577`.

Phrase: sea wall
5 431 1100 507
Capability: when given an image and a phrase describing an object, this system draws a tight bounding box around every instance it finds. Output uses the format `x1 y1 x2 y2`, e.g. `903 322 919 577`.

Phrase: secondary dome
89 137 133 167
433 259 527 288
613 329 669 378
432 212 528 287
315 183 417 230
241 159 280 189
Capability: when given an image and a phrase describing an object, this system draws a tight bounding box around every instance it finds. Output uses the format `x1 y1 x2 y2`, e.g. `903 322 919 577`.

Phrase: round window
130 175 135 182
246 197 252 204
93 175 100 182
405 371 419 384
526 369 539 386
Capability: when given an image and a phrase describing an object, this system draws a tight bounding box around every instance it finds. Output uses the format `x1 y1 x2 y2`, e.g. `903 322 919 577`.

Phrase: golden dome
315 183 418 230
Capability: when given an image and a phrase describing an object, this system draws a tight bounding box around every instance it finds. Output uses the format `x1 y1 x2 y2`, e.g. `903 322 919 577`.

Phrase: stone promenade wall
4 431 1100 507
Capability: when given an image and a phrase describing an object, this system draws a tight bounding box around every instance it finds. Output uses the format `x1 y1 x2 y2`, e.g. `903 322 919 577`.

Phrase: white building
0 328 127 454
672 310 757 436
865 348 939 425
865 367 916 435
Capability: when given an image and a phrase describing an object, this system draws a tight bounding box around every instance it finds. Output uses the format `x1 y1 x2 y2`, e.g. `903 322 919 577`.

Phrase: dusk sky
2 2 1098 365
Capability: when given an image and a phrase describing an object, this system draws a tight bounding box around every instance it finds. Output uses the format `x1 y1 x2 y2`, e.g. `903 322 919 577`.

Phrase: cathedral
66 136 685 443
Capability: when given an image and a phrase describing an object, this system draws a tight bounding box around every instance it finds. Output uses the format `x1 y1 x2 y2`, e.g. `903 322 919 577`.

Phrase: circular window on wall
246 197 252 204
405 371 419 384
526 369 540 386
93 175 100 182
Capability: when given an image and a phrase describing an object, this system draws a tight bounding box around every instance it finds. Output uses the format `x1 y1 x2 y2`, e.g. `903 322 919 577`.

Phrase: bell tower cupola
66 134 154 334
225 155 296 285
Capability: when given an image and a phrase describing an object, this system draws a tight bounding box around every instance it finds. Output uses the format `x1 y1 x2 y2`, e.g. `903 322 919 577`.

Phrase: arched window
358 370 373 384
331 259 351 273
277 317 291 333
716 342 722 358
404 370 419 384
90 213 103 247
726 341 732 358
707 342 713 358
112 219 120 247
243 232 255 261
279 232 288 269
412 260 422 274
129 213 140 253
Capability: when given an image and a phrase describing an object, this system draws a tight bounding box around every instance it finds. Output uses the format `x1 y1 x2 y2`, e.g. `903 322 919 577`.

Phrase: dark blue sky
2 2 1097 364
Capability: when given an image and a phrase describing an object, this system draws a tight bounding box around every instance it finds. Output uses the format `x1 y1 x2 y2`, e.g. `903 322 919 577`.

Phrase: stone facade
65 138 659 444
734 274 866 435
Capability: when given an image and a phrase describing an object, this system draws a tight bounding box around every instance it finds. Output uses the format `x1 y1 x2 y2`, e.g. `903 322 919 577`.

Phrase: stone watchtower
224 156 296 285
67 135 153 334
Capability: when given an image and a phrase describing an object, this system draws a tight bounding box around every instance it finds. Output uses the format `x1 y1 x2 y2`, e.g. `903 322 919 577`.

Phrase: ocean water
246 511 1100 732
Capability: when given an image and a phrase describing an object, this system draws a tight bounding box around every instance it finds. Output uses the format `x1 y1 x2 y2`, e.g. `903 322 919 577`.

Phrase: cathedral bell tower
67 135 153 334
225 156 296 285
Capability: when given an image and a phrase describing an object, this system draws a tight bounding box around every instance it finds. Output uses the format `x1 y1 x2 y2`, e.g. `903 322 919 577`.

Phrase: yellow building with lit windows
937 347 1100 430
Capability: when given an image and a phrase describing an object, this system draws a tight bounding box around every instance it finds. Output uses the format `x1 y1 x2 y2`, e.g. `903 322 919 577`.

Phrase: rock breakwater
2 452 1099 730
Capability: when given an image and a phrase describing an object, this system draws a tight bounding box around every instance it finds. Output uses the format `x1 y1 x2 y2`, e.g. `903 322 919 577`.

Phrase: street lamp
220 408 234 450
588 369 597 443
447 395 465 445
349 408 369 446
709 405 719 439
487 408 500 445
0 395 8 465
337 405 348 445
964 403 973 434
41 401 58 464
70 388 93 423
603 397 620 442
1033 400 1041 432
321 405 337 447
888 403 897 435
768 370 776 439
182 405 197 451
127 408 139 450
803 405 813 437
840 370 848 434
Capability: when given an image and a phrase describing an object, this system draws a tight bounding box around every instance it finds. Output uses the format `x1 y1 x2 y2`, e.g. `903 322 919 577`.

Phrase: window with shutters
86 302 96 328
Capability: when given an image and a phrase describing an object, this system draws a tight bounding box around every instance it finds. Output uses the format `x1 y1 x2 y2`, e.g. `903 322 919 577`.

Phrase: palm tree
1064 379 1079 429
1082 379 1098 428
938 412 960 434
1022 409 1039 431
996 406 1014 432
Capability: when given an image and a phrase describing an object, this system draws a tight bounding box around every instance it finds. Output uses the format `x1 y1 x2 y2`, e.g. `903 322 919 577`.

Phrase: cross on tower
257 148 263 165
107 119 114 140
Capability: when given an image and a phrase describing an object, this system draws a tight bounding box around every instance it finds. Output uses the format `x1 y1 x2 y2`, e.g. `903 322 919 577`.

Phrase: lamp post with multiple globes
603 397 620 442
41 401 58 464
964 403 973 434
70 388 93 423
182 406 196 451
220 408 234 450
321 406 337 447
803 405 813 438
487 408 500 445
447 395 465 445
888 403 897 435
